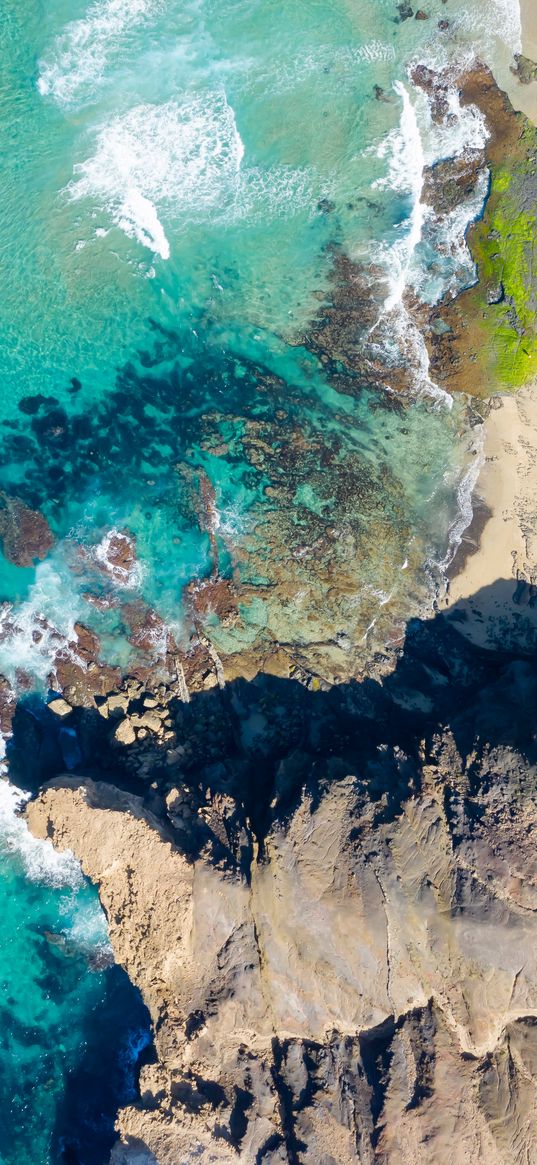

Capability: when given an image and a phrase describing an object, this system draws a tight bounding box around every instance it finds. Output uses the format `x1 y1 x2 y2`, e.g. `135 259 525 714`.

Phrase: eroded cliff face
25 596 537 1164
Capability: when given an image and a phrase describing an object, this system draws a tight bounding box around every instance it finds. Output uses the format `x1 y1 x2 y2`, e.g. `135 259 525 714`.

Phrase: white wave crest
93 528 144 586
455 0 522 55
366 64 492 406
37 0 161 107
0 777 84 888
67 93 244 257
0 561 86 687
67 92 315 256
368 81 452 405
438 430 486 573
374 80 426 314
357 40 396 64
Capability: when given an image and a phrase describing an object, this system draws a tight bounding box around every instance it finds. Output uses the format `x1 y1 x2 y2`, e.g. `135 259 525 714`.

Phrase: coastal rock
25 619 537 1165
0 493 54 566
47 698 72 718
418 64 537 395
511 52 537 86
114 718 136 746
73 621 101 663
93 529 141 587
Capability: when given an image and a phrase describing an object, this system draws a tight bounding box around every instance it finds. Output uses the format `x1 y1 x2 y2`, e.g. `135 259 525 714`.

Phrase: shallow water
0 0 520 671
0 0 523 1159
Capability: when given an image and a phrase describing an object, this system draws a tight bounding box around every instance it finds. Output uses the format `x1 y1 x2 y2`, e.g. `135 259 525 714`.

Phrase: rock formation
24 580 537 1164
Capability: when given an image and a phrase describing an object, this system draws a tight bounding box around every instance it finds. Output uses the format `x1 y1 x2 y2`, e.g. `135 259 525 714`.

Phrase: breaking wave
37 0 162 106
67 90 317 256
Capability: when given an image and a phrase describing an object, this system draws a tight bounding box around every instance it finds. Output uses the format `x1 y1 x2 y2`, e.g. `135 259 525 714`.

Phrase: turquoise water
0 0 521 671
0 780 151 1165
0 0 523 1160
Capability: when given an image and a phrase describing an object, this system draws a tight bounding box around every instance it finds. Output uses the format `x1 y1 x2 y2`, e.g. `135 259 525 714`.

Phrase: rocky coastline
8 39 537 1165
25 583 537 1164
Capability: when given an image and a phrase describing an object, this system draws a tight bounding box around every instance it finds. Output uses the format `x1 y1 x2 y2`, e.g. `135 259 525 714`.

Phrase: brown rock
25 758 537 1164
73 622 100 663
47 698 72 718
0 493 54 566
114 719 136 746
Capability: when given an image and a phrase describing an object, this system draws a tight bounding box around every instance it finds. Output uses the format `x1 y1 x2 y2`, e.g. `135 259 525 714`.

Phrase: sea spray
369 80 452 404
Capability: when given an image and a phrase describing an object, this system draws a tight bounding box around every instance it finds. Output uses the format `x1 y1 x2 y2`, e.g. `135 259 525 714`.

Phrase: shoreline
441 379 537 648
521 0 537 63
502 0 537 124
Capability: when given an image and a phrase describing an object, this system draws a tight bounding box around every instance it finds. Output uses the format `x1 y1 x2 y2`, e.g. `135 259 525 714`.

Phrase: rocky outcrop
421 64 537 394
0 492 54 566
27 751 537 1165
24 584 537 1164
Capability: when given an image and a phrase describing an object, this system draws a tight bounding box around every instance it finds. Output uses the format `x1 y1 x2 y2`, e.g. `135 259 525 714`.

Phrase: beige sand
521 0 537 61
503 0 537 124
441 380 537 647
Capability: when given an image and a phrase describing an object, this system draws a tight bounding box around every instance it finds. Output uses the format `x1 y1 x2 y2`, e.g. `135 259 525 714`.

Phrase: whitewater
0 0 527 1158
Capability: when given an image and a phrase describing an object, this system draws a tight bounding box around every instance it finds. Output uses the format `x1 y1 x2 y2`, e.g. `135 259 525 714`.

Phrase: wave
374 80 426 314
368 82 451 405
67 93 243 258
366 61 491 405
437 429 486 573
0 775 84 888
0 561 86 687
67 91 316 257
93 528 144 588
374 72 489 308
37 0 162 107
0 768 112 960
455 0 522 56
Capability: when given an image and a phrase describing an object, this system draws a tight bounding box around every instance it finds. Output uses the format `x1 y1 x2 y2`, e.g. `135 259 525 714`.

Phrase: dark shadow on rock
8 577 537 876
51 964 153 1165
5 577 537 1162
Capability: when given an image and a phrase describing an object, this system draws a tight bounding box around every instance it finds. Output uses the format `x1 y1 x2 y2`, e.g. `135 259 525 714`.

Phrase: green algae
468 126 537 389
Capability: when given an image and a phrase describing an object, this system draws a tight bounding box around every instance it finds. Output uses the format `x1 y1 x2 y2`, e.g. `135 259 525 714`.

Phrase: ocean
0 0 523 1160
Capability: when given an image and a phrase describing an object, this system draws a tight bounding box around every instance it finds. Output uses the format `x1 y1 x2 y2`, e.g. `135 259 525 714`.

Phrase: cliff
25 580 537 1164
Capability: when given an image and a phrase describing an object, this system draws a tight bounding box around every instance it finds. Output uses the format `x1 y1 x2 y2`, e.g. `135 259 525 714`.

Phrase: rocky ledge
24 579 537 1165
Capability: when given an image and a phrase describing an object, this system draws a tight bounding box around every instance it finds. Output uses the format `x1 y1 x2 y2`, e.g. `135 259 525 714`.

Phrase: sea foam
438 430 486 573
68 93 245 257
375 79 427 314
368 63 490 405
0 560 85 686
37 0 161 106
0 775 83 889
67 91 315 257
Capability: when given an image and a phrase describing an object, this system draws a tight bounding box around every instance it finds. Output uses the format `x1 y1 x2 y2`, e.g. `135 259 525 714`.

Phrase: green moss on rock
470 129 537 388
426 66 537 397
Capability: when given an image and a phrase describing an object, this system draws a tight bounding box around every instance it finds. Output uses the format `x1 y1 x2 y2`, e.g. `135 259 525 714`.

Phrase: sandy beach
442 1 537 648
505 0 537 123
521 0 537 61
442 380 537 647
